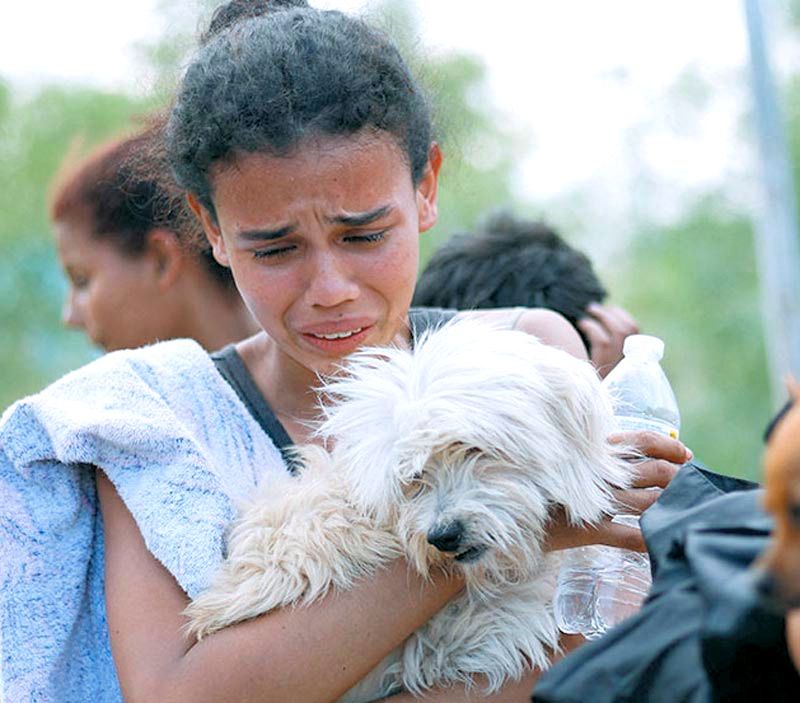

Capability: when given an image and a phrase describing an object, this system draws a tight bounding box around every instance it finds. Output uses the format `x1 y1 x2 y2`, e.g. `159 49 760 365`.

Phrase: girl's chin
291 348 356 380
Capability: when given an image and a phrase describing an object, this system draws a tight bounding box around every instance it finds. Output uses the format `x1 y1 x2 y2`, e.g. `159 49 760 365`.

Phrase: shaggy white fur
184 318 633 701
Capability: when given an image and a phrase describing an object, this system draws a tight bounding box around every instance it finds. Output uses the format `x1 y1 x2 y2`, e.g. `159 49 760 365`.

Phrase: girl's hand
546 431 692 553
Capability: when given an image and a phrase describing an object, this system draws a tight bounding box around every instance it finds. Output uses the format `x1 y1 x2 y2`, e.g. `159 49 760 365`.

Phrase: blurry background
2 0 799 480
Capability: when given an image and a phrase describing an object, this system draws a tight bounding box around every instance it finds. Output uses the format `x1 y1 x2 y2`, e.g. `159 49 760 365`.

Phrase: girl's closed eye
252 244 297 260
344 229 388 245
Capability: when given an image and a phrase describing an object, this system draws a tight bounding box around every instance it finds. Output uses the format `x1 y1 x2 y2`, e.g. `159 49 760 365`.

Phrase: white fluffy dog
185 318 632 701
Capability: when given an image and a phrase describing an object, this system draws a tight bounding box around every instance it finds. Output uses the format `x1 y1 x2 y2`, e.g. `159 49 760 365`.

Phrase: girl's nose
305 251 360 308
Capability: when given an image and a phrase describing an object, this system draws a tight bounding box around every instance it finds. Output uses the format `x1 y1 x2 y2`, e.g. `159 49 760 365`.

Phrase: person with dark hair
0 4 689 701
413 212 639 377
49 127 258 352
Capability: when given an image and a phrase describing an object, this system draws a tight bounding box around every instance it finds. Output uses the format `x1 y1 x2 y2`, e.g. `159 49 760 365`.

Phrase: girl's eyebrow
328 204 392 227
237 225 295 242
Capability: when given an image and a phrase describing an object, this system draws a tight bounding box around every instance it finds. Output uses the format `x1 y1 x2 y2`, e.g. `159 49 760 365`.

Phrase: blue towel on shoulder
0 339 288 702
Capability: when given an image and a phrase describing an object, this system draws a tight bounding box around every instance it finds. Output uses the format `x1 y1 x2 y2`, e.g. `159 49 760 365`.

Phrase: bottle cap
622 334 664 361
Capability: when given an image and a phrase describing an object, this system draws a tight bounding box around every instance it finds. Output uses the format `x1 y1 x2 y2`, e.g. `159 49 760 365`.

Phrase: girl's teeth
312 328 363 340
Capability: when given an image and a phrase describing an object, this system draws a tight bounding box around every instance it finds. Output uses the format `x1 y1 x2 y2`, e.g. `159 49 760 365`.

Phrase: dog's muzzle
427 520 465 553
753 567 800 609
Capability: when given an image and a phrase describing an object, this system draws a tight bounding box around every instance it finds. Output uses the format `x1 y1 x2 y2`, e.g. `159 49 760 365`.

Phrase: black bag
533 463 800 703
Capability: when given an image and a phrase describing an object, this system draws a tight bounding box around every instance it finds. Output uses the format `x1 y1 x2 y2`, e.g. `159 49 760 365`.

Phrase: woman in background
49 127 257 351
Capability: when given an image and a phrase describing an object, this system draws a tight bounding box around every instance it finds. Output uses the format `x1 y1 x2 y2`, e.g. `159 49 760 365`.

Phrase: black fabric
533 463 800 703
407 307 457 342
210 308 457 469
211 344 298 472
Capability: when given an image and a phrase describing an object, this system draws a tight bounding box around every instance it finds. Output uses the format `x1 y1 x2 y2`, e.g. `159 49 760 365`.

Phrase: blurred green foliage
0 1 787 483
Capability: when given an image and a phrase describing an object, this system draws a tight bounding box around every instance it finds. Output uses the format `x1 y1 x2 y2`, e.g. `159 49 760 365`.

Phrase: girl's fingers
586 303 639 337
593 521 647 552
544 507 649 553
629 459 680 489
610 430 693 464
607 305 640 333
612 487 663 514
579 520 646 552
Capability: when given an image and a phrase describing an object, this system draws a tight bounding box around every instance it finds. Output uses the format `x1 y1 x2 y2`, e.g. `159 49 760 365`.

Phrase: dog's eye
407 475 425 498
790 502 800 526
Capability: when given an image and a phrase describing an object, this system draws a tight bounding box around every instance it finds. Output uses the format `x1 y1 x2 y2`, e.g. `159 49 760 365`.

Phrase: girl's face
56 215 171 352
195 132 440 379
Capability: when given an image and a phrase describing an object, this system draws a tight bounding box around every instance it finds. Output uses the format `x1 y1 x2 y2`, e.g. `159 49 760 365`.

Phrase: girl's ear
416 143 443 234
187 194 230 267
144 228 184 291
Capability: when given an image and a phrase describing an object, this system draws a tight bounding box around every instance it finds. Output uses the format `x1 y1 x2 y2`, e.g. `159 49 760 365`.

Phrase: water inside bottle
554 547 607 639
594 549 651 632
554 541 652 639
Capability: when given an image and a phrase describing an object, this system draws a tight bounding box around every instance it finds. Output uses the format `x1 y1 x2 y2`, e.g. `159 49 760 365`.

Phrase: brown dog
759 380 800 607
757 380 800 672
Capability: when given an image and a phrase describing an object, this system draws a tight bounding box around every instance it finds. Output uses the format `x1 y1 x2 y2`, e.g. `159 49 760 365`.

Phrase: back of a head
167 4 432 215
50 127 236 291
50 131 166 256
413 212 607 326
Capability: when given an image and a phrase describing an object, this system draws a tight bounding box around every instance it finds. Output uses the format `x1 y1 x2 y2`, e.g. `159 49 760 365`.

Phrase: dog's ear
314 346 420 520
391 318 634 525
530 358 634 524
433 344 631 525
328 443 429 521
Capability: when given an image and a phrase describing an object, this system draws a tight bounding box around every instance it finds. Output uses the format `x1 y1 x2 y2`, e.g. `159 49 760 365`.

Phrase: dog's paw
184 509 403 639
184 557 314 640
183 585 246 640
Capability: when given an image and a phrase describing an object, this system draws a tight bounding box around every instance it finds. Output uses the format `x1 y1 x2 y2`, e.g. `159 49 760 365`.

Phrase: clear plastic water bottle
554 334 680 639
602 335 680 440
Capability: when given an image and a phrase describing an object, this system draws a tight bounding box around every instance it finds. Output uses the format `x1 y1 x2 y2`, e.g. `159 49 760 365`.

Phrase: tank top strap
210 345 298 473
407 307 457 347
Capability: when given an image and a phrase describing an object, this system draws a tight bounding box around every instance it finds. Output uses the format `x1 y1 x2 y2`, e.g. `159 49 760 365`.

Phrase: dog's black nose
427 521 464 552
